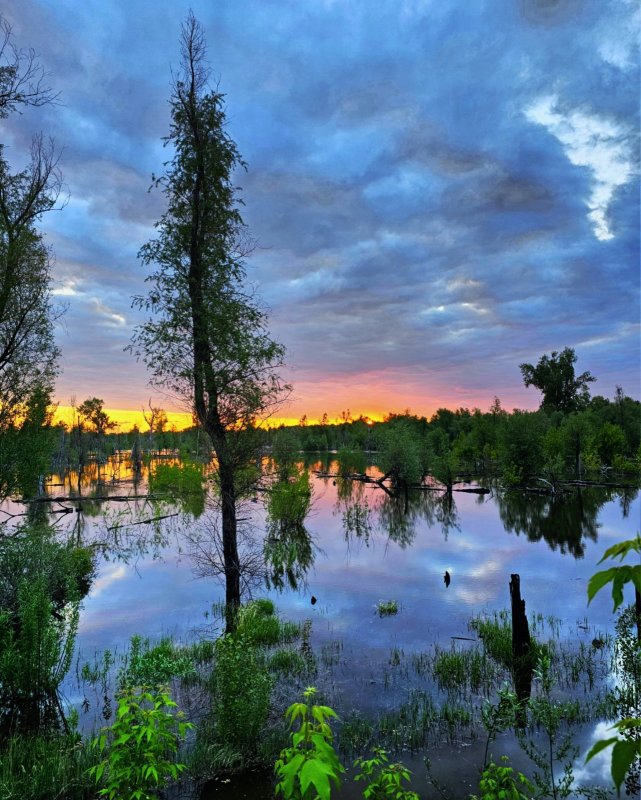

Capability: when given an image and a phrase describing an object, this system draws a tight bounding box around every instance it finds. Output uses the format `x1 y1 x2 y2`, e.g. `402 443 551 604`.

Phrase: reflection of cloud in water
79 605 151 635
87 564 127 599
572 720 618 788
468 556 507 579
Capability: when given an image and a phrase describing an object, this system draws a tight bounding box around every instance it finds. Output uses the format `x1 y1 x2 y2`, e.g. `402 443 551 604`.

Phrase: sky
3 0 640 427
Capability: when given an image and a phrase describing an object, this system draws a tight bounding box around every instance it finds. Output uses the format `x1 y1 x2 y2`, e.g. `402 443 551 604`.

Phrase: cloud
2 0 638 412
524 95 636 240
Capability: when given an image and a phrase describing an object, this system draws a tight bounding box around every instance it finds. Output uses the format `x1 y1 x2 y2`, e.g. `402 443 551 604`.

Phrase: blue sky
4 0 640 420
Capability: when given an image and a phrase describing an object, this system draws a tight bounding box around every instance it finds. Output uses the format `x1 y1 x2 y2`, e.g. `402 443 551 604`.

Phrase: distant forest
2 349 639 500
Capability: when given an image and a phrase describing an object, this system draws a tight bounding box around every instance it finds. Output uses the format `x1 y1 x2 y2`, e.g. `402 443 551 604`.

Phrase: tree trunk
510 573 533 725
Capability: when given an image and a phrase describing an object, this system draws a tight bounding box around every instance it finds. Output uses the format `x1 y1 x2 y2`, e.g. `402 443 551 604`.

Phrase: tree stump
510 573 533 725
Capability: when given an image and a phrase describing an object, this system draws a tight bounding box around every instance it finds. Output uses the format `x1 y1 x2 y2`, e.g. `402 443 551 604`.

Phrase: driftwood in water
563 479 637 489
20 494 169 504
510 573 533 725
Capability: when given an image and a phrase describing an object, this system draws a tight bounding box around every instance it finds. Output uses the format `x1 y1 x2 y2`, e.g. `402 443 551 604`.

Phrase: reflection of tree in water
263 521 315 590
182 508 266 598
619 487 639 519
336 479 461 547
376 488 460 547
496 487 623 557
334 480 373 547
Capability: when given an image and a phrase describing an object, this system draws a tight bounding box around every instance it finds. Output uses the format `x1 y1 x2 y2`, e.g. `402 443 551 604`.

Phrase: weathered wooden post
510 573 533 725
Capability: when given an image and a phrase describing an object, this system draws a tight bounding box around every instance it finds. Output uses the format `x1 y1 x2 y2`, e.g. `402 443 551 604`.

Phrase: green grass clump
338 714 375 755
378 690 436 752
278 621 301 643
268 648 306 676
119 635 199 688
433 647 496 695
470 615 514 670
237 600 281 646
0 733 97 800
377 600 399 617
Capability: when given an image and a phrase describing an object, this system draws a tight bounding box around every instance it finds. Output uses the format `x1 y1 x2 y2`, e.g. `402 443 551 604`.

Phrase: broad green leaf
587 568 618 605
299 759 332 800
585 737 618 763
598 536 641 564
611 739 640 792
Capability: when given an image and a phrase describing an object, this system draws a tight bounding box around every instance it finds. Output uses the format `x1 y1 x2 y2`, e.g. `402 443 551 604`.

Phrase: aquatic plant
0 730 97 800
376 600 398 617
211 632 273 754
471 757 534 800
353 747 419 800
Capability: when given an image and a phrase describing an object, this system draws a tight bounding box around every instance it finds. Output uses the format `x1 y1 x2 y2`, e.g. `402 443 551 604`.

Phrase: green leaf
611 739 640 792
585 737 618 763
299 759 333 800
598 536 641 564
587 568 618 605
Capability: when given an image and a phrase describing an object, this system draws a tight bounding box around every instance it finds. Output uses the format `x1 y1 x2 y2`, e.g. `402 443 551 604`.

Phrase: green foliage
587 535 641 612
433 647 495 694
88 687 192 800
586 536 641 793
376 600 398 618
0 731 97 800
118 635 202 689
336 448 367 477
269 648 307 676
0 524 94 729
236 599 282 646
592 422 626 467
211 632 272 753
520 347 595 414
470 615 514 671
472 757 534 800
272 429 303 478
267 469 312 529
264 523 315 591
76 397 116 436
353 747 418 799
275 686 345 800
585 720 641 795
377 422 423 487
498 411 546 484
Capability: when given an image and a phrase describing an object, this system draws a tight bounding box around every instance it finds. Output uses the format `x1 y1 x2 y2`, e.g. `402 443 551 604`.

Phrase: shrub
274 686 344 800
88 687 192 800
212 633 272 754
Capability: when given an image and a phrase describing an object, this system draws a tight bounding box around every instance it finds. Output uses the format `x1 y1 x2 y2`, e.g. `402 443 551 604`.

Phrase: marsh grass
377 599 399 617
432 646 499 695
0 733 97 800
320 639 343 668
338 713 375 755
268 648 307 676
379 690 436 752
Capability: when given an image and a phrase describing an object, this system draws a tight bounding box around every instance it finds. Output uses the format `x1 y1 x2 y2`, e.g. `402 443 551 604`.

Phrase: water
4 457 639 797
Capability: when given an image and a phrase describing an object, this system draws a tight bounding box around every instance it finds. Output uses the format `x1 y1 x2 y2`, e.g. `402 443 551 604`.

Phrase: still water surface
14 458 640 797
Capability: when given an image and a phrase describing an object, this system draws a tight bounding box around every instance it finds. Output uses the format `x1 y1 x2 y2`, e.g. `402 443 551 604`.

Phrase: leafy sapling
275 686 345 800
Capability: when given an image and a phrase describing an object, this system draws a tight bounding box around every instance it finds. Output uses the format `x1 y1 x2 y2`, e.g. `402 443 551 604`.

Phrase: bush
212 633 272 754
118 635 199 688
89 687 192 800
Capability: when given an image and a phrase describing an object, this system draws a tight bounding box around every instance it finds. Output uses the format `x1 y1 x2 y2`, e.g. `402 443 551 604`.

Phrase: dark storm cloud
2 0 639 409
